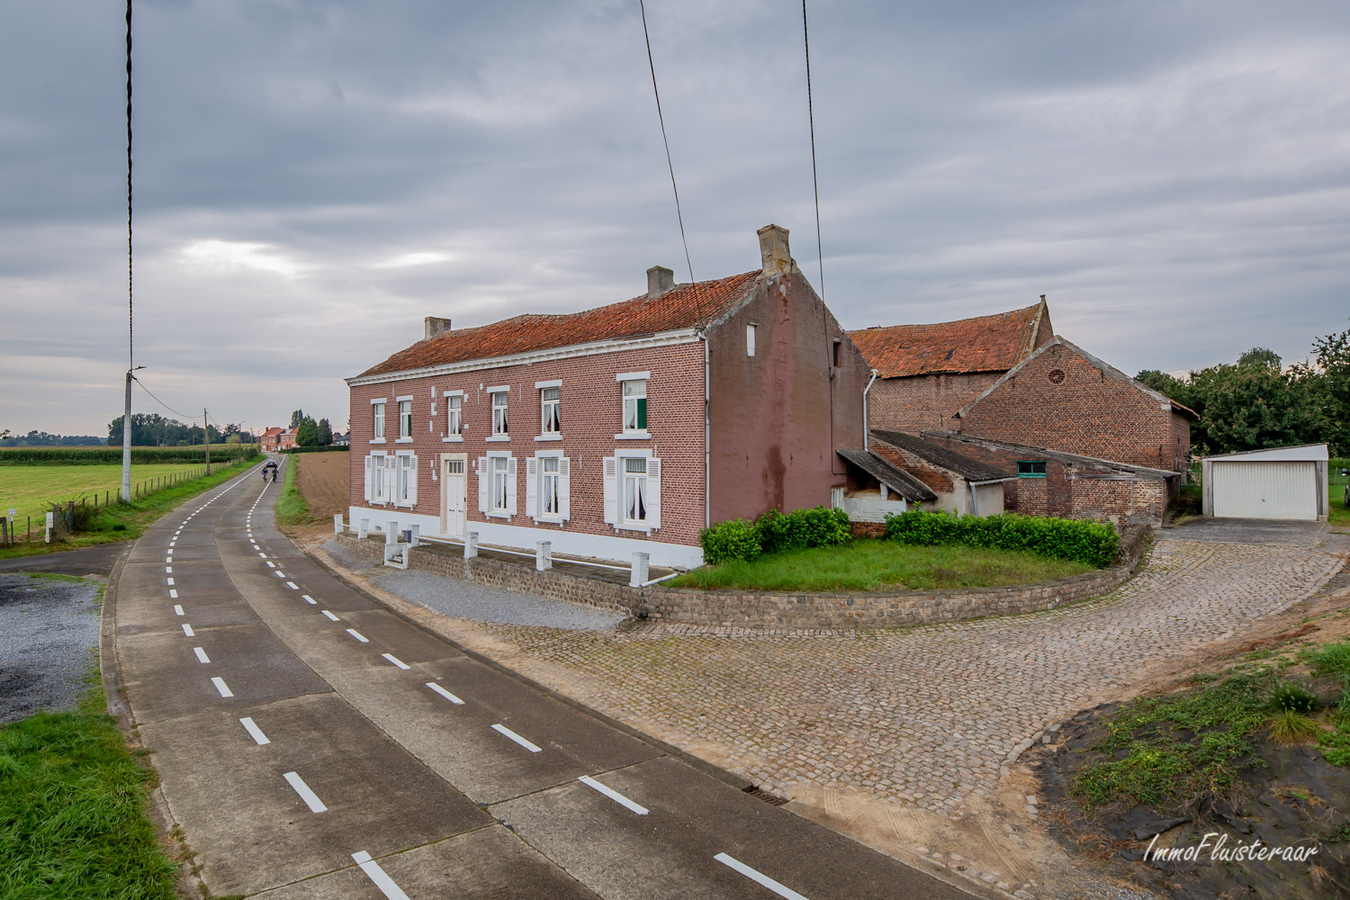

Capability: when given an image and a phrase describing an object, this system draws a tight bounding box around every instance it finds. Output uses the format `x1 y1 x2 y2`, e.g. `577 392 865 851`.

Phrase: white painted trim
370 397 388 405
395 394 413 402
345 329 701 386
486 385 510 394
534 379 562 389
615 432 650 440
441 435 465 443
346 506 702 569
535 434 563 442
616 371 650 382
442 389 464 398
370 438 386 444
395 437 414 444
484 435 511 442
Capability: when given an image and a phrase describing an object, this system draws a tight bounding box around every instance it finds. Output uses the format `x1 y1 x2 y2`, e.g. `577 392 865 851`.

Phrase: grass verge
668 538 1093 591
0 456 260 560
273 458 310 527
0 662 178 899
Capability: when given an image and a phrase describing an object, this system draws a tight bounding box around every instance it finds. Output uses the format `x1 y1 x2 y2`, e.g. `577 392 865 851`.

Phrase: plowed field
294 452 349 520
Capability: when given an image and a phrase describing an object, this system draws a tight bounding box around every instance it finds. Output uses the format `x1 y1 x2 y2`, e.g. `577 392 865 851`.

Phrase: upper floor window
372 401 386 441
397 398 413 441
444 394 462 438
489 388 509 438
1017 460 1047 478
622 378 647 433
541 387 560 435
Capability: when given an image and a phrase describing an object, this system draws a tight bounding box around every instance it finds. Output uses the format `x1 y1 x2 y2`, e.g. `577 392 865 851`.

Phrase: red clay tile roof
357 270 763 378
848 301 1045 378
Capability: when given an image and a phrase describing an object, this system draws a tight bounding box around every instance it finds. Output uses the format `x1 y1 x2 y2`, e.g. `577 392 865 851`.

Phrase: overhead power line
639 0 694 286
802 0 824 300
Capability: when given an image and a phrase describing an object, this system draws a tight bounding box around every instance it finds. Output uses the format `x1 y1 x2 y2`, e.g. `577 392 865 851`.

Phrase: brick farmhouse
344 225 870 568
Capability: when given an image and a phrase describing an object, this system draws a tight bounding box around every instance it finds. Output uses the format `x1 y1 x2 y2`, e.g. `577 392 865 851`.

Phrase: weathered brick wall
335 525 1153 631
870 442 954 493
956 341 1187 471
868 372 1001 434
348 339 708 549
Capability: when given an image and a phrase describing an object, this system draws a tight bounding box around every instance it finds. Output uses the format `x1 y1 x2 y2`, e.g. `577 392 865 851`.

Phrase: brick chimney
424 317 452 340
647 265 675 299
757 224 794 277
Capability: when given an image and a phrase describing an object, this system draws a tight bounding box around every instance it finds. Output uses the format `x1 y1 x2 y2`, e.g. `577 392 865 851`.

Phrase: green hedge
283 445 350 454
0 445 258 465
883 510 1119 568
699 506 852 565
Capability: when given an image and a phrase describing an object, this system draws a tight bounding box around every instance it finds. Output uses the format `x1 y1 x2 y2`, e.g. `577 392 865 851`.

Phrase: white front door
443 457 466 537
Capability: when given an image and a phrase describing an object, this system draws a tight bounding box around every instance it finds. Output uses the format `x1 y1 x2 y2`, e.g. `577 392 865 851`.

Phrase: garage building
1201 444 1330 521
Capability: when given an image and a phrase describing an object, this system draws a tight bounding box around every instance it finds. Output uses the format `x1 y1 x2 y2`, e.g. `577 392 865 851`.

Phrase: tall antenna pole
120 0 134 502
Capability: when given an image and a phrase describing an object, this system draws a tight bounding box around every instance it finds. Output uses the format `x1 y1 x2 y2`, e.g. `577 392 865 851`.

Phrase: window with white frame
398 398 413 441
491 389 509 437
363 452 391 504
444 393 462 439
477 454 516 517
372 401 386 441
541 456 561 517
541 387 560 435
394 453 417 507
622 379 647 433
603 453 661 531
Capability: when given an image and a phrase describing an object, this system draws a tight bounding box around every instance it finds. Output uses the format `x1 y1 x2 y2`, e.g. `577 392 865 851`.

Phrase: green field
0 463 220 530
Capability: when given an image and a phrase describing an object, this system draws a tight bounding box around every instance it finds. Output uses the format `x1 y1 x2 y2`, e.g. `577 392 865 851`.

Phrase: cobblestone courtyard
457 538 1344 817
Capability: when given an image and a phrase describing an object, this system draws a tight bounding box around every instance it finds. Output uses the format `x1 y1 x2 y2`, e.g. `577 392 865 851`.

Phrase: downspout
703 331 711 530
969 481 979 517
862 369 878 451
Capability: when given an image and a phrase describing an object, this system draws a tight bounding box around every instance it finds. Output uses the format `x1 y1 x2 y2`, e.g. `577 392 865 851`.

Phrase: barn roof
848 300 1047 378
870 430 1014 483
837 449 939 502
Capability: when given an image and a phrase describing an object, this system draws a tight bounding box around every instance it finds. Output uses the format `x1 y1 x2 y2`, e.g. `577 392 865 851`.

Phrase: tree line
287 410 335 447
105 414 254 447
1137 323 1350 456
0 430 108 447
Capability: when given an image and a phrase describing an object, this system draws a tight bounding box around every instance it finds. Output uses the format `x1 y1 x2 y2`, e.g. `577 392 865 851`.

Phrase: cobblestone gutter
334 525 1152 630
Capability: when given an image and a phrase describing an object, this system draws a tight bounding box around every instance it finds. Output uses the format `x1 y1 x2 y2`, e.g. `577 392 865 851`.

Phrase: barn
1201 444 1330 521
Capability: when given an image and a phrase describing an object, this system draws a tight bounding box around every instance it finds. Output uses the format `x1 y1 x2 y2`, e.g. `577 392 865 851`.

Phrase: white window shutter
407 456 418 506
603 457 617 524
363 456 373 502
647 458 661 530
525 457 538 519
385 457 396 504
477 457 489 513
558 458 571 520
506 457 518 515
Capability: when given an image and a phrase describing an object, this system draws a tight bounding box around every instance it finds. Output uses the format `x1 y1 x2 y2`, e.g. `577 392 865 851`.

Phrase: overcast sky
3 1 1349 437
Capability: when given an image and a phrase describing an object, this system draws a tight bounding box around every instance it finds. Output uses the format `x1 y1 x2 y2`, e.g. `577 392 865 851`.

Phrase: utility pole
121 370 132 501
204 407 211 475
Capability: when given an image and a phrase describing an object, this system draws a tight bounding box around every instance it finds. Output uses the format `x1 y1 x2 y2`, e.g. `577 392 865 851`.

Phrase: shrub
1270 682 1318 714
883 510 1119 568
756 506 850 554
699 519 761 566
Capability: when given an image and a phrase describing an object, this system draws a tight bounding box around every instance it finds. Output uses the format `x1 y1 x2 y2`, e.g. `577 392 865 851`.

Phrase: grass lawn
0 456 260 560
1330 460 1350 529
0 462 229 528
668 538 1094 592
0 664 178 899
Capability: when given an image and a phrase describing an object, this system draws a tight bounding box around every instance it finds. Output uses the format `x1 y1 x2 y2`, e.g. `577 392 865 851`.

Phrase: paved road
110 471 971 899
0 541 128 577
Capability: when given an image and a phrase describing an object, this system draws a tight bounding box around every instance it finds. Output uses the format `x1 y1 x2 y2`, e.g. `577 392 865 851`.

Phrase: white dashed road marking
347 628 369 643
579 776 648 815
492 724 541 753
239 717 270 745
283 772 327 813
169 589 178 599
286 582 298 590
173 605 184 616
321 610 340 622
382 653 410 670
211 676 234 698
351 851 411 900
193 647 210 664
426 682 465 704
714 853 811 900
182 624 195 637
302 594 316 604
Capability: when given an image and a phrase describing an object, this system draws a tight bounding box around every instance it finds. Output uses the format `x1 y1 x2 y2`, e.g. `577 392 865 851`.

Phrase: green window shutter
637 398 647 430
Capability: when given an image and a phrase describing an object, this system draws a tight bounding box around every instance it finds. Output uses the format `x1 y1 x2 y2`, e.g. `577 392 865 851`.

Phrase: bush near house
884 510 1119 568
699 506 852 565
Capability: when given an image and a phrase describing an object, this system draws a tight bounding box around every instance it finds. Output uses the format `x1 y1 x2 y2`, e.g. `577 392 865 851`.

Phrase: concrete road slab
1158 517 1328 546
252 825 602 900
139 692 490 896
115 591 258 630
0 542 129 577
492 756 970 900
118 623 331 723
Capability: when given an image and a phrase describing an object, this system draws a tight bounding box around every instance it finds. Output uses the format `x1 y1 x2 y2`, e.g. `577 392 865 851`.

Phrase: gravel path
322 538 624 631
0 574 101 723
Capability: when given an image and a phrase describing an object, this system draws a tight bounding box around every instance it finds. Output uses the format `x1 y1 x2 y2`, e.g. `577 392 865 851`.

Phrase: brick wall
957 341 1190 471
348 339 707 549
337 525 1151 630
869 371 1001 434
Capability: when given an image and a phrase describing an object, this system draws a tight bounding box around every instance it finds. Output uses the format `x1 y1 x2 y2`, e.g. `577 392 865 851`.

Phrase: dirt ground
283 452 350 542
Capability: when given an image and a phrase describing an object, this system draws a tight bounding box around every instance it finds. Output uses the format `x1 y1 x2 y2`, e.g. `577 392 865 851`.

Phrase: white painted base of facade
347 505 704 569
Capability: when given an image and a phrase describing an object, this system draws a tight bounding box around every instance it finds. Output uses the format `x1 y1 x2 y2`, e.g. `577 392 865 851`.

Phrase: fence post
465 531 479 559
45 511 53 544
358 518 369 539
333 514 344 535
536 541 552 571
630 552 650 587
409 524 420 547
386 521 399 545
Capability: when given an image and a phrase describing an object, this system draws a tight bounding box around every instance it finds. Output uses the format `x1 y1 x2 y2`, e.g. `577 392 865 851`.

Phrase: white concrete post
536 541 552 571
358 518 369 539
465 531 479 559
387 521 399 545
630 551 650 587
409 524 420 546
333 513 344 534
45 511 54 544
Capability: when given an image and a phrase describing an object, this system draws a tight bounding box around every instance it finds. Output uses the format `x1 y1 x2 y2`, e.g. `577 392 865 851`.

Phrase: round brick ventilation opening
1048 368 1066 384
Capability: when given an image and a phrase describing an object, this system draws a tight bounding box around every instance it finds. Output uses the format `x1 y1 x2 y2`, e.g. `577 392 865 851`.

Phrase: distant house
259 427 284 453
344 225 871 568
850 298 1053 433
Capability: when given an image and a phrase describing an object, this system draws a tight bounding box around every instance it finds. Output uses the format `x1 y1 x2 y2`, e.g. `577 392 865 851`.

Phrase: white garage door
1211 461 1316 520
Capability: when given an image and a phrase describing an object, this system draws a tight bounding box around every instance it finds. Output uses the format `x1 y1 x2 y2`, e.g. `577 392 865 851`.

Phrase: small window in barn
1017 460 1047 478
747 324 757 357
832 339 842 368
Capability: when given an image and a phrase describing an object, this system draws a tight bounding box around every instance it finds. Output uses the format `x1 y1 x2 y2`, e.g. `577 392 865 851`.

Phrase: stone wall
336 524 1151 631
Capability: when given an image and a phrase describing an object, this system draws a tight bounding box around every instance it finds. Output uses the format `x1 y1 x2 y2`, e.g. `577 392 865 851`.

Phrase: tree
295 418 318 447
290 409 306 428
316 418 333 446
1236 347 1281 370
1312 323 1350 455
1191 364 1323 454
